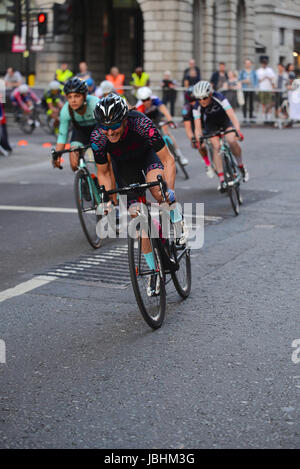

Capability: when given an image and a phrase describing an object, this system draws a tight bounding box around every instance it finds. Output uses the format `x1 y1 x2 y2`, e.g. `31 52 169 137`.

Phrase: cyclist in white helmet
193 80 249 191
136 86 188 166
10 83 40 115
95 80 116 98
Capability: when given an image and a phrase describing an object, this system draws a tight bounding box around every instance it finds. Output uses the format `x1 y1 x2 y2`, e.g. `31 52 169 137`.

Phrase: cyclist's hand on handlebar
191 137 198 149
169 121 177 129
166 188 176 204
237 130 244 142
52 156 62 169
96 200 113 216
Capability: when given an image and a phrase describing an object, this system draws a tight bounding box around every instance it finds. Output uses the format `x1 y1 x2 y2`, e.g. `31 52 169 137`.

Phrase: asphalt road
0 119 299 449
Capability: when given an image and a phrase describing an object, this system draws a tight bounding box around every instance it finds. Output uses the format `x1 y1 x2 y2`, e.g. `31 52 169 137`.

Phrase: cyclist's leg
162 124 188 165
225 127 242 164
225 127 249 181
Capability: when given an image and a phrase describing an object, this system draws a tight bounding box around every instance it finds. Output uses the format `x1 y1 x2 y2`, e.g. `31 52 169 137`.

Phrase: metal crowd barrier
3 83 300 129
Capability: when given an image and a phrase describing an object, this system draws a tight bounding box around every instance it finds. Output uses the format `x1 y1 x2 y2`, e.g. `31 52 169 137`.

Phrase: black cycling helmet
94 93 128 125
185 86 196 102
64 77 88 95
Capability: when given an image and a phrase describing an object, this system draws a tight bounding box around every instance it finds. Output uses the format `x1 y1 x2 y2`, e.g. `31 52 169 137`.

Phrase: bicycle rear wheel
19 115 35 134
74 169 102 249
128 231 166 329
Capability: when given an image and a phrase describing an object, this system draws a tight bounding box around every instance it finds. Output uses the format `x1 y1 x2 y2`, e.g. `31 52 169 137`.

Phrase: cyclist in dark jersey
182 87 214 178
193 80 248 191
90 94 187 295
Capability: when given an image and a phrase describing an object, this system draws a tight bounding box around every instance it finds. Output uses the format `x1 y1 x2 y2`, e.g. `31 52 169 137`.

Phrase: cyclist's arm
156 145 176 190
158 103 173 121
183 120 194 140
96 160 114 194
193 117 203 141
56 104 70 144
225 107 240 133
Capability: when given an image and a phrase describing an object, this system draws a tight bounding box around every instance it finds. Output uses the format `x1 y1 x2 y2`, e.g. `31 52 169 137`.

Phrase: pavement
0 118 299 449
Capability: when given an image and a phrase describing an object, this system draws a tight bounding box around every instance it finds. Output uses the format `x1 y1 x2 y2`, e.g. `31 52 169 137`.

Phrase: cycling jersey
57 95 99 144
193 91 232 134
90 110 165 202
10 88 39 112
136 95 163 125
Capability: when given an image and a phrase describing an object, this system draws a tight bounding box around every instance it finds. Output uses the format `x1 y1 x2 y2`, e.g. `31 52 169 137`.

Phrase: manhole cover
39 244 131 288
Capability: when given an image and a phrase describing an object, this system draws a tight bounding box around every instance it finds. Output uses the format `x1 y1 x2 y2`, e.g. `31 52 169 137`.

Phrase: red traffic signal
37 12 48 35
38 13 46 23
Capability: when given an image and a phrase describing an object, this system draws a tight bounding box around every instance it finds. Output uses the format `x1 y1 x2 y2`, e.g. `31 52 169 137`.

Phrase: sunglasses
99 122 122 131
142 98 151 102
199 96 210 101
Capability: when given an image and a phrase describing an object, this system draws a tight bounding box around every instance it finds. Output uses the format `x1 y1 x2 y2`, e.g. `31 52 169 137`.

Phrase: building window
280 28 285 46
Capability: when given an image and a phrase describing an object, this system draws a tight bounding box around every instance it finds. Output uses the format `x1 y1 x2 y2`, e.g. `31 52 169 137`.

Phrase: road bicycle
158 121 189 180
99 175 191 329
51 145 103 249
202 129 243 215
13 103 51 135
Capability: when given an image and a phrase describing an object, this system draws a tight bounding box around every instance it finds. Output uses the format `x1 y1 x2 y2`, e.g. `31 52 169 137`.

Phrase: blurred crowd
1 55 300 155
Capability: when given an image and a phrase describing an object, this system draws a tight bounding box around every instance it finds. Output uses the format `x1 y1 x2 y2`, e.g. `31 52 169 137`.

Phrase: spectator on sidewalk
77 61 92 81
55 63 73 84
4 67 24 89
130 66 150 96
274 63 289 119
256 57 276 121
223 70 240 109
210 62 228 91
182 58 201 88
286 63 296 89
0 101 12 156
106 66 125 96
161 70 177 116
238 58 258 120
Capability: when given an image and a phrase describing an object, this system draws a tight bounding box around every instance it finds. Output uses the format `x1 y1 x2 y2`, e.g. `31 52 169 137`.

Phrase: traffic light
53 2 71 36
7 0 22 36
37 12 48 36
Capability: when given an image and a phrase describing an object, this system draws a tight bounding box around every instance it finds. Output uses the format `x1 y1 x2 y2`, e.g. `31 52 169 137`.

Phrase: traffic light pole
25 0 30 82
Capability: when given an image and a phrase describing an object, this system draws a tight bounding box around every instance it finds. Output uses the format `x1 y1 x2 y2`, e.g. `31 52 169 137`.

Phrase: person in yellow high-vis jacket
130 66 150 96
55 63 73 84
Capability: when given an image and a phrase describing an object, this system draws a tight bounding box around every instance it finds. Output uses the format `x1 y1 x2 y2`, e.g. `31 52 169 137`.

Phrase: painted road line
0 205 77 214
0 275 57 304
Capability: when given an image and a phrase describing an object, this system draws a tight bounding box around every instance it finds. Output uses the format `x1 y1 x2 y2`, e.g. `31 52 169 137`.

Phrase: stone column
138 0 194 86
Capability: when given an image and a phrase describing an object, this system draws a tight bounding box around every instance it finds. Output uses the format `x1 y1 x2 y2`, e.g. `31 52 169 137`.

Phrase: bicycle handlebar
99 175 168 203
51 144 90 159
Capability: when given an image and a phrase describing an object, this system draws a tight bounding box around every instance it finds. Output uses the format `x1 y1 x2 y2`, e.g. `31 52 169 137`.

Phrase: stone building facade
1 0 300 86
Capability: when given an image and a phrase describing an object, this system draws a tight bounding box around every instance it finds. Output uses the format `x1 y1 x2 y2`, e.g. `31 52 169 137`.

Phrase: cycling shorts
112 149 164 207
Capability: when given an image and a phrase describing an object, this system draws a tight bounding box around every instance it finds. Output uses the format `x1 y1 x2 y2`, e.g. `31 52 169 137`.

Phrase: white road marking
0 275 57 304
0 205 77 214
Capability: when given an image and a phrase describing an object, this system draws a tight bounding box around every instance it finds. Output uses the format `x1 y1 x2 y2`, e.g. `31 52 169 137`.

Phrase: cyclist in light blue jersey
54 77 99 171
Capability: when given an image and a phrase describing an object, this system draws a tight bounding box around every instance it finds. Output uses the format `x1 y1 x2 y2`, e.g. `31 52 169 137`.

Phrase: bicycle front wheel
128 232 166 330
74 170 102 249
224 155 240 216
171 247 192 298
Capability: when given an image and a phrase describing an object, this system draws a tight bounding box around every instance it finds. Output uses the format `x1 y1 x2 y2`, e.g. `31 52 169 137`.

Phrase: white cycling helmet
193 80 213 99
291 78 300 90
100 80 115 95
49 80 61 91
19 84 29 94
137 86 152 101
